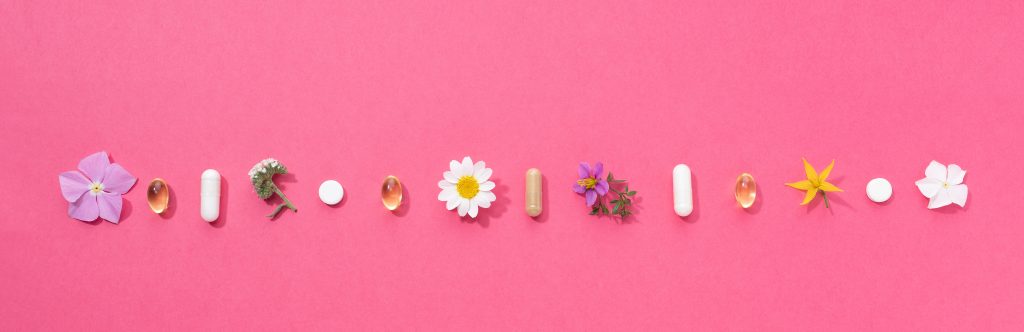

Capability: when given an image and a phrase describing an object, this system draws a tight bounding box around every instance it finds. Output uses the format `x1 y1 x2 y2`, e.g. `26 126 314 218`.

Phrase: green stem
822 192 831 209
265 186 298 218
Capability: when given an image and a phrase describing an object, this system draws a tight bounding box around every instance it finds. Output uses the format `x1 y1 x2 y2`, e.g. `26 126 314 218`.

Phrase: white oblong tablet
319 180 344 205
866 178 892 203
200 169 221 222
672 164 693 217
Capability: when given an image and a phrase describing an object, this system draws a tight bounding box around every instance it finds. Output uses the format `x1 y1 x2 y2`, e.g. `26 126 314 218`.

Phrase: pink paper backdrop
2 1 1023 330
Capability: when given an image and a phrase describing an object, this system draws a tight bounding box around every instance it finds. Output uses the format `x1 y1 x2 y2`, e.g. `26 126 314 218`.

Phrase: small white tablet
318 180 344 205
866 178 892 203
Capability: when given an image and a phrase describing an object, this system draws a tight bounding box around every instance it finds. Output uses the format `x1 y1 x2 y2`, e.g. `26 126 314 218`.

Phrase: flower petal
915 178 943 198
786 180 815 190
439 179 454 188
818 160 835 182
592 162 603 178
925 160 946 181
468 201 479 218
443 171 459 184
444 193 461 210
449 160 462 175
438 186 458 202
578 162 591 179
457 198 470 216
478 181 495 191
97 192 123 224
594 180 609 195
948 184 968 207
101 164 136 195
928 189 954 209
78 151 111 182
473 192 495 208
473 161 486 178
802 158 818 184
58 171 91 202
585 190 597 207
461 157 474 176
801 188 818 205
475 168 493 182
68 194 100 222
572 183 586 194
946 164 966 185
818 181 842 192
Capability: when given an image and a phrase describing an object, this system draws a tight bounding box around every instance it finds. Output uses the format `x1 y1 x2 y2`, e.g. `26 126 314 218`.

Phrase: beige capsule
525 168 542 217
381 175 403 211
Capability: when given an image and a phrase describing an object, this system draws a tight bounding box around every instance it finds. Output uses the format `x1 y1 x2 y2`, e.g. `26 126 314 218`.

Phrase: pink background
2 1 1023 330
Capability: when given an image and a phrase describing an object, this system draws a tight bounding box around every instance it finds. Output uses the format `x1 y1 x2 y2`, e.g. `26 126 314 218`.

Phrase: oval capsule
525 168 542 217
672 164 693 217
200 169 221 222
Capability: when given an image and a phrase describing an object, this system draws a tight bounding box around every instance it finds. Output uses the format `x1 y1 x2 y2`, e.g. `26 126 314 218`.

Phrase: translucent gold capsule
147 178 170 214
525 168 542 217
381 175 403 211
735 173 756 209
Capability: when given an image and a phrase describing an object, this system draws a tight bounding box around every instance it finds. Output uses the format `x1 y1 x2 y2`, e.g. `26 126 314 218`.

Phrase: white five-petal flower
915 160 968 209
438 156 496 218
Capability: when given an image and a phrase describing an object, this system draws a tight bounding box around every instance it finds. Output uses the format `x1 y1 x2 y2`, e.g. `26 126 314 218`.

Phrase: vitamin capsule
734 173 756 209
525 168 542 217
672 164 693 217
200 169 221 222
381 175 403 211
147 178 170 214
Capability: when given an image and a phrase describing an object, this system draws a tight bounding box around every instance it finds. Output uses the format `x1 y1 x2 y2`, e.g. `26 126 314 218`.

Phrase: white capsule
319 180 344 205
672 164 693 217
200 169 221 222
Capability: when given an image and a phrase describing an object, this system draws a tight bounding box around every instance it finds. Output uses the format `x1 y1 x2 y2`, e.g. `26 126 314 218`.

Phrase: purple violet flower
573 162 610 207
58 151 137 224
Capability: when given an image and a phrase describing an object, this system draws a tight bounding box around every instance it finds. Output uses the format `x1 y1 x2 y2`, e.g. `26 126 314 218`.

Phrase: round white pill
866 178 892 203
318 180 344 205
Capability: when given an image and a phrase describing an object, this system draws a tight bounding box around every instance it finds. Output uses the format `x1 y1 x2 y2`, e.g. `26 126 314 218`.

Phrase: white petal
915 178 943 198
477 191 496 204
457 198 470 216
439 187 458 202
478 181 495 191
443 172 459 184
450 160 462 175
439 180 453 189
472 195 492 209
925 160 946 181
948 184 968 207
468 201 479 218
946 164 966 185
928 189 954 209
445 194 461 210
461 157 474 176
473 161 485 176
475 168 493 182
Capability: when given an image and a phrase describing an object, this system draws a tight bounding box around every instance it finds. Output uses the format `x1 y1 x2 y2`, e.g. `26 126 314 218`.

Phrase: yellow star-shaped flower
786 158 843 209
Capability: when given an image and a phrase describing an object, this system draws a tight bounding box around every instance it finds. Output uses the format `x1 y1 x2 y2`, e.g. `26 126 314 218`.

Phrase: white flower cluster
248 158 281 179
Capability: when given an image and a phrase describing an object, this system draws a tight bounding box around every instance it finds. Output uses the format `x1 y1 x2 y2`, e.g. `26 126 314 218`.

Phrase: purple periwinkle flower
572 162 610 207
58 151 137 224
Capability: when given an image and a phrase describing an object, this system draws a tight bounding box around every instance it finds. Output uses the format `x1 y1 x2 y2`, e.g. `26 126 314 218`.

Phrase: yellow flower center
577 178 596 189
89 182 104 194
456 176 479 199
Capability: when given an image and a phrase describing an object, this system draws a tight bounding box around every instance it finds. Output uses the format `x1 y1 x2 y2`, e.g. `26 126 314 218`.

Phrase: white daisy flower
915 160 968 209
438 156 496 218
